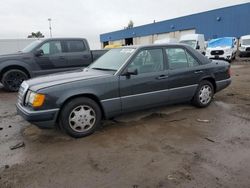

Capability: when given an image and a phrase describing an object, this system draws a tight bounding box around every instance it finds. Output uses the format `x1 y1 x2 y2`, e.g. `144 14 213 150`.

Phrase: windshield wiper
91 67 117 71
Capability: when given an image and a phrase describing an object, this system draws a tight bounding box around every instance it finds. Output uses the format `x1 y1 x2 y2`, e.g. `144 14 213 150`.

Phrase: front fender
0 60 33 77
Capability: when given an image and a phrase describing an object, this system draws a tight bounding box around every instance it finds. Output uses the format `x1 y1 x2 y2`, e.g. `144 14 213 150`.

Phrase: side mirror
122 67 138 77
35 49 44 57
196 45 200 50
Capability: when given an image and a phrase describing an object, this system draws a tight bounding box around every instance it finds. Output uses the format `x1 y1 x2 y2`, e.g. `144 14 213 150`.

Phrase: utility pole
48 18 52 38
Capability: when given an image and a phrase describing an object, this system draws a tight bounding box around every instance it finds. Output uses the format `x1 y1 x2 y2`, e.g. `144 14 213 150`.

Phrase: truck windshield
89 48 135 72
242 39 250 45
180 40 196 49
22 40 43 53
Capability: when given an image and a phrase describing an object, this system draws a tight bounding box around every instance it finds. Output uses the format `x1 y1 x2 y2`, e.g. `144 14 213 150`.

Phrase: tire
1 69 28 92
192 80 214 108
59 97 102 138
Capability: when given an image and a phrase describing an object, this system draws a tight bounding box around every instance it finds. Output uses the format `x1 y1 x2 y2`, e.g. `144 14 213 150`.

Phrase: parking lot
0 59 250 188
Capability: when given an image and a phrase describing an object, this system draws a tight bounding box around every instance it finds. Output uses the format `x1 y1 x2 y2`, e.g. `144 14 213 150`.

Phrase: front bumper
216 78 232 92
206 54 233 61
16 103 59 128
239 51 250 57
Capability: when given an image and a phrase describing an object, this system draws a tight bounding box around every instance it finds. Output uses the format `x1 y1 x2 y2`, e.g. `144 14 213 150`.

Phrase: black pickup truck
0 38 108 91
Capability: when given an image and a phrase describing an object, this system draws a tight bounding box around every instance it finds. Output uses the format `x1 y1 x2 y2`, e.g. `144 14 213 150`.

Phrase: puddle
114 104 193 123
214 101 232 110
231 65 245 69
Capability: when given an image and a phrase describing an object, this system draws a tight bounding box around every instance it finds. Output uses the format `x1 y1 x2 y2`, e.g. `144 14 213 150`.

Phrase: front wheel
192 81 214 108
59 97 102 138
1 69 28 92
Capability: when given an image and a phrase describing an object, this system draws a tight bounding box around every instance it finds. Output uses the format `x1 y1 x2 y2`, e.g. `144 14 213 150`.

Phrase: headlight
26 91 45 107
225 49 231 53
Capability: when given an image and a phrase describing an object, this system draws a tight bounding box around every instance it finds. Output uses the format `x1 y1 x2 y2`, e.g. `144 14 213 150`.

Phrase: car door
165 47 205 102
34 40 68 75
64 40 92 68
119 48 169 113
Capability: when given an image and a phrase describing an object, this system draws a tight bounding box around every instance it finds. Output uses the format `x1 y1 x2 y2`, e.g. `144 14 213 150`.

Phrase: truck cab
0 38 107 91
179 34 206 55
239 35 250 57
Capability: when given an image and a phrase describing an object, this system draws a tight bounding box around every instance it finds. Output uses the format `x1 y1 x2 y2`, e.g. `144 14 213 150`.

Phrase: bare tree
127 20 134 29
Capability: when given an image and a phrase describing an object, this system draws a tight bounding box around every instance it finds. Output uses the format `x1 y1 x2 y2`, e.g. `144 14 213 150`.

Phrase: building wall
100 3 250 45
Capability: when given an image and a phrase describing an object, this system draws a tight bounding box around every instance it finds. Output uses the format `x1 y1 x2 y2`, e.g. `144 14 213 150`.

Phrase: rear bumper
16 103 59 128
216 78 231 92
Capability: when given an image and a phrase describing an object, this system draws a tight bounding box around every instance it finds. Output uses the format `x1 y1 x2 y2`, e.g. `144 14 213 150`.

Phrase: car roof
116 43 211 65
42 37 87 41
121 43 190 49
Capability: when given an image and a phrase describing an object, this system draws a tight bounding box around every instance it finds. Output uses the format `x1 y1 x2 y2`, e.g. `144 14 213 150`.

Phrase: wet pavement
0 60 250 188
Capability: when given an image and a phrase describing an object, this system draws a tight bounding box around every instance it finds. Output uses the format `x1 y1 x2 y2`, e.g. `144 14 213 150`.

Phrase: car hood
26 69 112 91
0 52 28 62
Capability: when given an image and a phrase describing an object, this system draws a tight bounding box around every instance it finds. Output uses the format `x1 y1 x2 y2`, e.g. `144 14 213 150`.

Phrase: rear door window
166 48 188 70
186 52 200 67
66 40 86 52
166 48 200 69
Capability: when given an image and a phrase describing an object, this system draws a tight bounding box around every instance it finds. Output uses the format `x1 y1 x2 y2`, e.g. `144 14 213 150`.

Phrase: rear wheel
1 69 28 92
192 80 214 108
59 97 102 138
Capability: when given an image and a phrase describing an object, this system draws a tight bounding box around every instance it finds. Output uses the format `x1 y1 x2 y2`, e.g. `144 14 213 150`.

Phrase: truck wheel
59 97 102 138
192 80 214 108
1 69 28 92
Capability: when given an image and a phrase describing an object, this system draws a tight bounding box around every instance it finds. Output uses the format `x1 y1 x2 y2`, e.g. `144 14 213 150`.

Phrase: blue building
100 3 250 47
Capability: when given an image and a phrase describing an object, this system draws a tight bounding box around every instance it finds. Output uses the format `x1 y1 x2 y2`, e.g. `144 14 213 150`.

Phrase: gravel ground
0 59 250 188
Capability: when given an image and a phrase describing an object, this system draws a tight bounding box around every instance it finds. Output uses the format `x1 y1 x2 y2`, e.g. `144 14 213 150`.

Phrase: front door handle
156 75 168 80
194 70 203 74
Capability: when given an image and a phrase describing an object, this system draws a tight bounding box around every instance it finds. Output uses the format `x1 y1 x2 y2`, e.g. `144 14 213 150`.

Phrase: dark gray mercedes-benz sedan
17 44 231 137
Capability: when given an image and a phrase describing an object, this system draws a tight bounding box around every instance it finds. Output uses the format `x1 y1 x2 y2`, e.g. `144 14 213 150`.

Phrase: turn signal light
32 94 45 107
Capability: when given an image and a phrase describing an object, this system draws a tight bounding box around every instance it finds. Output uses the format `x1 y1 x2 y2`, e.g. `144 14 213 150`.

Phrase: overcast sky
0 0 248 49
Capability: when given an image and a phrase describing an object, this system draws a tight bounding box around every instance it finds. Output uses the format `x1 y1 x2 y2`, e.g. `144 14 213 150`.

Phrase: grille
246 47 250 51
211 50 224 55
17 82 29 105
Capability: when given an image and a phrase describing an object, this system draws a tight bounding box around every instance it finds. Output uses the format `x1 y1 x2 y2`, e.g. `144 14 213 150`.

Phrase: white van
154 38 178 44
179 34 205 54
205 37 237 62
239 35 250 57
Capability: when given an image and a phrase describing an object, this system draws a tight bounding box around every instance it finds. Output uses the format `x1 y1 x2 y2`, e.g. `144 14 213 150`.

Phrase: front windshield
89 48 136 71
208 38 233 48
22 40 43 53
242 39 250 45
180 40 196 49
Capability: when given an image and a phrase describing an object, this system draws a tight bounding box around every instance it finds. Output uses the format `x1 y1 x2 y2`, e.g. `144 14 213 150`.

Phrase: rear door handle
194 70 203 74
156 75 168 80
